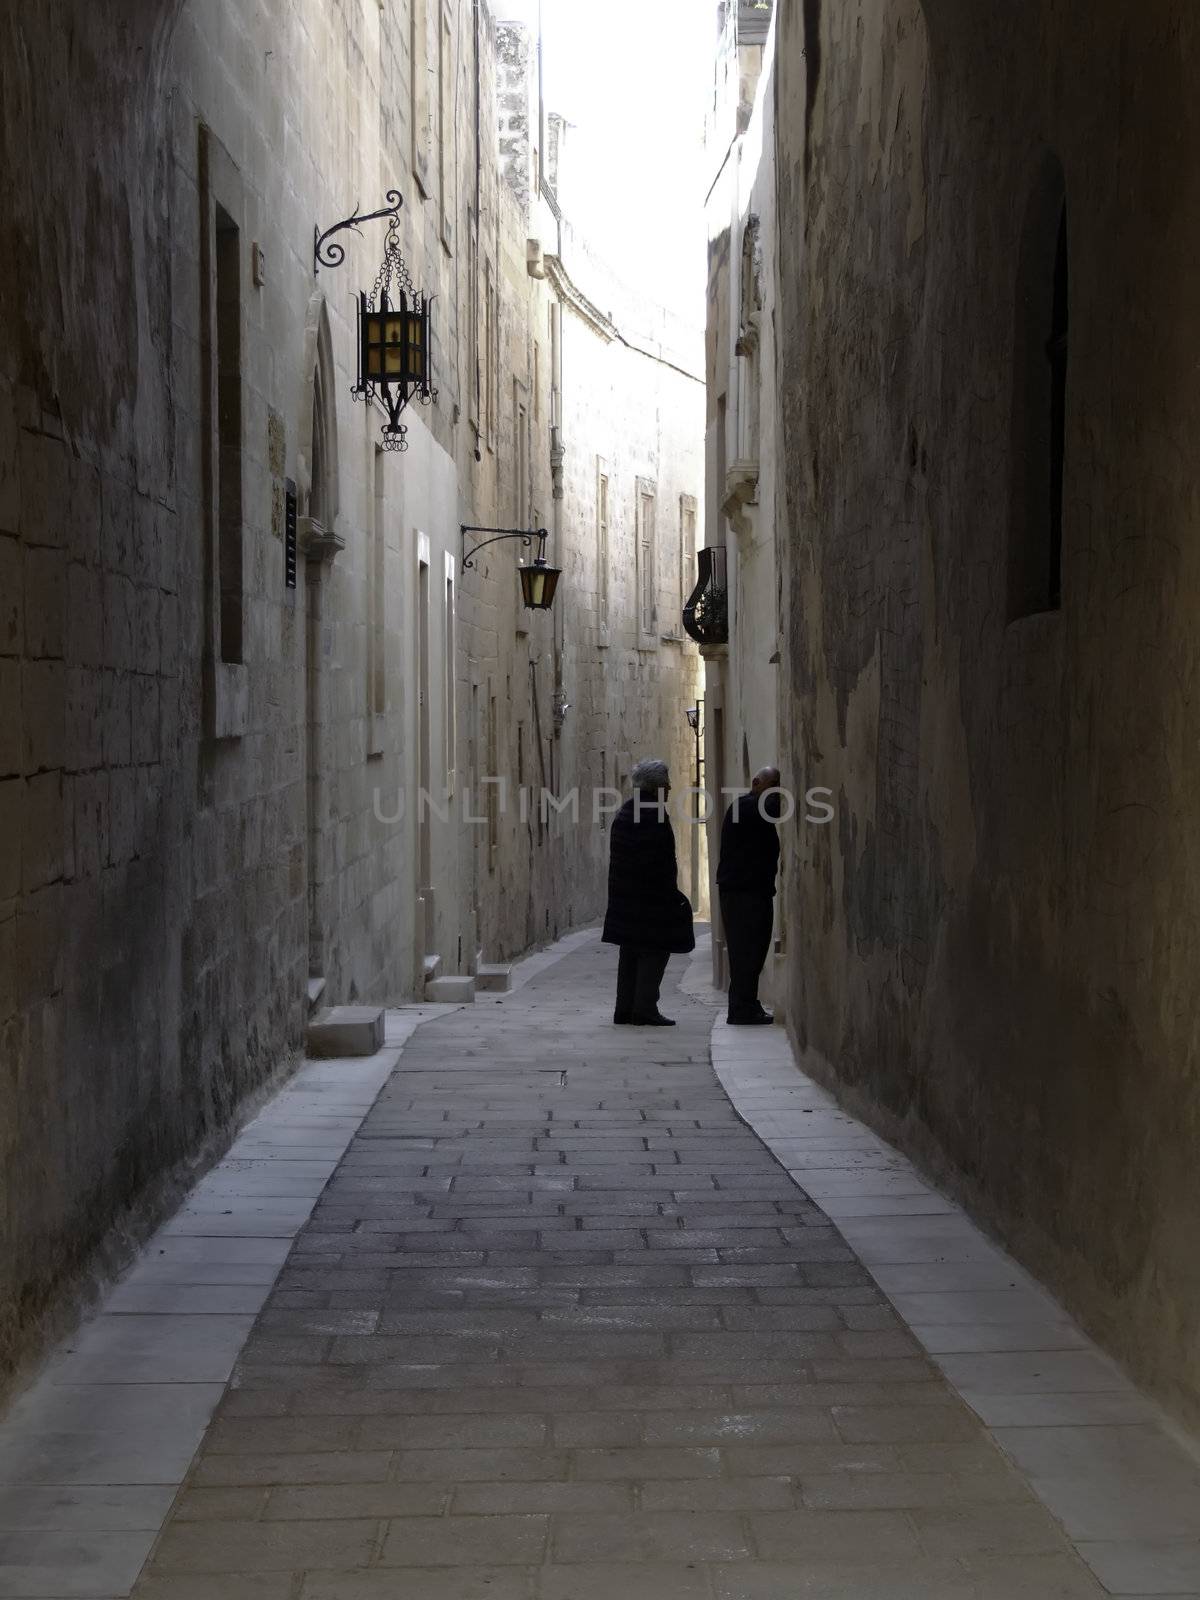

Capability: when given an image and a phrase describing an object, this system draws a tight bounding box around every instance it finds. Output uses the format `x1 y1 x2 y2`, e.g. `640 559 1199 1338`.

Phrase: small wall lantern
462 525 561 612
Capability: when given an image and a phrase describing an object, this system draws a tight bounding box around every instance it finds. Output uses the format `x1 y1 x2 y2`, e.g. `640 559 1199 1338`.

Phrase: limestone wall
773 0 1200 1422
0 0 702 1396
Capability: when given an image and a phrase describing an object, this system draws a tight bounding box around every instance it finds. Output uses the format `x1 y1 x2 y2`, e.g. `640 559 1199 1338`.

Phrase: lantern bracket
460 525 551 571
314 191 404 274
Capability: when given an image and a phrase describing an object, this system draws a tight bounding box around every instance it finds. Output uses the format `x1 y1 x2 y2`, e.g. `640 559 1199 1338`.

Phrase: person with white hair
601 758 695 1025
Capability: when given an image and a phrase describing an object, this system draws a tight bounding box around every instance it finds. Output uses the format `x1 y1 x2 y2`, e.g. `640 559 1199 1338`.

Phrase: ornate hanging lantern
353 207 436 451
313 191 436 452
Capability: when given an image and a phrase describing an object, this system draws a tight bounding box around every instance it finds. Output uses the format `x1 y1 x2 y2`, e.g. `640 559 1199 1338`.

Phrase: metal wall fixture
685 700 705 797
313 191 436 451
461 525 561 611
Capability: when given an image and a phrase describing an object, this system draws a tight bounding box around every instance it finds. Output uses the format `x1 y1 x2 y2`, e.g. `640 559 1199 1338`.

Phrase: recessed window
1009 156 1068 620
636 481 657 645
214 204 243 664
596 460 610 641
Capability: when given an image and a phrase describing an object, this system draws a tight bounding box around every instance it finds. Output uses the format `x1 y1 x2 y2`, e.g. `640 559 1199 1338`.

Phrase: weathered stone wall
774 0 1200 1421
0 0 703 1394
0 0 201 1388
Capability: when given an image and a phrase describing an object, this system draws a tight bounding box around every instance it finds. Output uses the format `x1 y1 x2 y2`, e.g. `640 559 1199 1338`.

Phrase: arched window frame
298 292 344 563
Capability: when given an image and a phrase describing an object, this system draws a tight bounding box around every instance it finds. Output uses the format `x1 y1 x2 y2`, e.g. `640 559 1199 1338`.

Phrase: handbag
672 891 697 954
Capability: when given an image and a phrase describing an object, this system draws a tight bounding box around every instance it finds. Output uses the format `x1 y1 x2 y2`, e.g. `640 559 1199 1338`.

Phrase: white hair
632 758 670 792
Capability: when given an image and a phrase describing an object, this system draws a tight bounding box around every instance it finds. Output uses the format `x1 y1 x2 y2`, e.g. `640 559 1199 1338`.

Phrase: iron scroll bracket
314 190 404 274
461 525 550 571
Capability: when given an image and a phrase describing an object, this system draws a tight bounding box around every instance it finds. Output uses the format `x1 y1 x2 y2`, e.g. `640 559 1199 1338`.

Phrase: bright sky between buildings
503 0 712 320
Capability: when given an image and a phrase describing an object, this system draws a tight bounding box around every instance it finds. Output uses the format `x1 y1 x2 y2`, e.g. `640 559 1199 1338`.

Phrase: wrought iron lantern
462 525 561 612
354 212 435 450
685 705 701 733
313 191 435 451
519 555 561 611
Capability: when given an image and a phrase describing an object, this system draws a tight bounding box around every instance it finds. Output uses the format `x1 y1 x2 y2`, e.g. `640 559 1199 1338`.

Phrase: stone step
426 975 476 1004
475 961 512 993
306 1005 385 1058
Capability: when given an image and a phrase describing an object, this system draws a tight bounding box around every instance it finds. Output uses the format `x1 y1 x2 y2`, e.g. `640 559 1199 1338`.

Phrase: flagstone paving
118 944 1115 1600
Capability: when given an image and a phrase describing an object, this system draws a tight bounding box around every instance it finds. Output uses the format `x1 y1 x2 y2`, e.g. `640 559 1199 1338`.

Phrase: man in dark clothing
716 765 782 1025
602 758 695 1026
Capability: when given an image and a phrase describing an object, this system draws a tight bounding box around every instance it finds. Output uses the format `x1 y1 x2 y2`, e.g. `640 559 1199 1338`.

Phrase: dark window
1047 210 1069 610
1009 157 1068 620
215 204 243 661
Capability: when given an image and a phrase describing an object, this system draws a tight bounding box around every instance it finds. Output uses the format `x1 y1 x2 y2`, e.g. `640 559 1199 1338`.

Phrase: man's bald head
750 766 781 795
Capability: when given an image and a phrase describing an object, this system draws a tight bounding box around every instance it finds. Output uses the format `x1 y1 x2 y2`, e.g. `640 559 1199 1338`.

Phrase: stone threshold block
476 962 513 993
306 1006 385 1057
427 975 477 1004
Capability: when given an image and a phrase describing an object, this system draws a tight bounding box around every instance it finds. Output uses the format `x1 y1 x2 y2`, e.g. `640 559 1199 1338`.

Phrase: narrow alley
4 0 1200 1593
2 937 1196 1597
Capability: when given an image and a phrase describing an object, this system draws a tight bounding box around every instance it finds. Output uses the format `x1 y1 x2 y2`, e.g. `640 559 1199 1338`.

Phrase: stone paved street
121 942 1115 1600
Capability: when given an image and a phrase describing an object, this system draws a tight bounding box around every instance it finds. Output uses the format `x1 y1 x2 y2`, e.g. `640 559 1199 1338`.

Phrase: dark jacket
716 791 781 897
601 796 695 953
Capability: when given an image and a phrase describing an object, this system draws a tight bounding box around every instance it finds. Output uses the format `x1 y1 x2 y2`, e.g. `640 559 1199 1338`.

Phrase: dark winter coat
601 796 696 954
716 792 781 897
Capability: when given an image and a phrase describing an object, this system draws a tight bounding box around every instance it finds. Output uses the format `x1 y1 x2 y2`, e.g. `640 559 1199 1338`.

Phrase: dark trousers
615 946 671 1020
720 889 775 1017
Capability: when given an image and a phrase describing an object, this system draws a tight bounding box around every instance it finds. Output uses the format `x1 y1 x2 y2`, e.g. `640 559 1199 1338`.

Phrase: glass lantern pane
384 348 403 375
384 318 404 343
367 349 383 376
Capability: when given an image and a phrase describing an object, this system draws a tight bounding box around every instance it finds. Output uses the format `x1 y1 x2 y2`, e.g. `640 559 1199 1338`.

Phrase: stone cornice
544 254 618 343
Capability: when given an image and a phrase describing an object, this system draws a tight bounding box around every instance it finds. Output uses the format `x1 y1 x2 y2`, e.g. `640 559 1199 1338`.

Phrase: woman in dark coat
602 758 695 1026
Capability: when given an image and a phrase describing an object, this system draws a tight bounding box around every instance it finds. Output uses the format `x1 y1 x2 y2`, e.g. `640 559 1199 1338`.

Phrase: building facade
0 0 702 1396
709 0 1200 1424
700 0 782 993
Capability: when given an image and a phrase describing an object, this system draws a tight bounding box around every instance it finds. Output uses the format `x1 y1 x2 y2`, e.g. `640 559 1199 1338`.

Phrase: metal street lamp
685 700 704 797
461 525 561 612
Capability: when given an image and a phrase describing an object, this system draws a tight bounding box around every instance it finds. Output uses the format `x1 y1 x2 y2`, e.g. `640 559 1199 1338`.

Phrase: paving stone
301 1570 534 1599
749 1508 923 1561
358 1413 547 1448
551 1510 751 1562
390 1448 568 1481
137 1579 299 1600
378 1513 548 1564
536 1564 712 1600
262 1483 449 1519
573 1446 723 1480
450 1482 634 1514
148 1517 377 1572
190 1452 391 1487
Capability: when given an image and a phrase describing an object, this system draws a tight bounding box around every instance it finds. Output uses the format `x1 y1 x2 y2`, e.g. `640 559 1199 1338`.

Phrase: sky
501 0 716 316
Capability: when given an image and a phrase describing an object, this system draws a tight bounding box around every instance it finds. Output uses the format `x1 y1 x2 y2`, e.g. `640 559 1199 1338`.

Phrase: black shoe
728 1009 773 1026
614 1012 633 1025
630 1011 676 1026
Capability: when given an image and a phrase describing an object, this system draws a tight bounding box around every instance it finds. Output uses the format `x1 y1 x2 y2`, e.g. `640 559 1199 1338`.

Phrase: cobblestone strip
130 942 1109 1600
